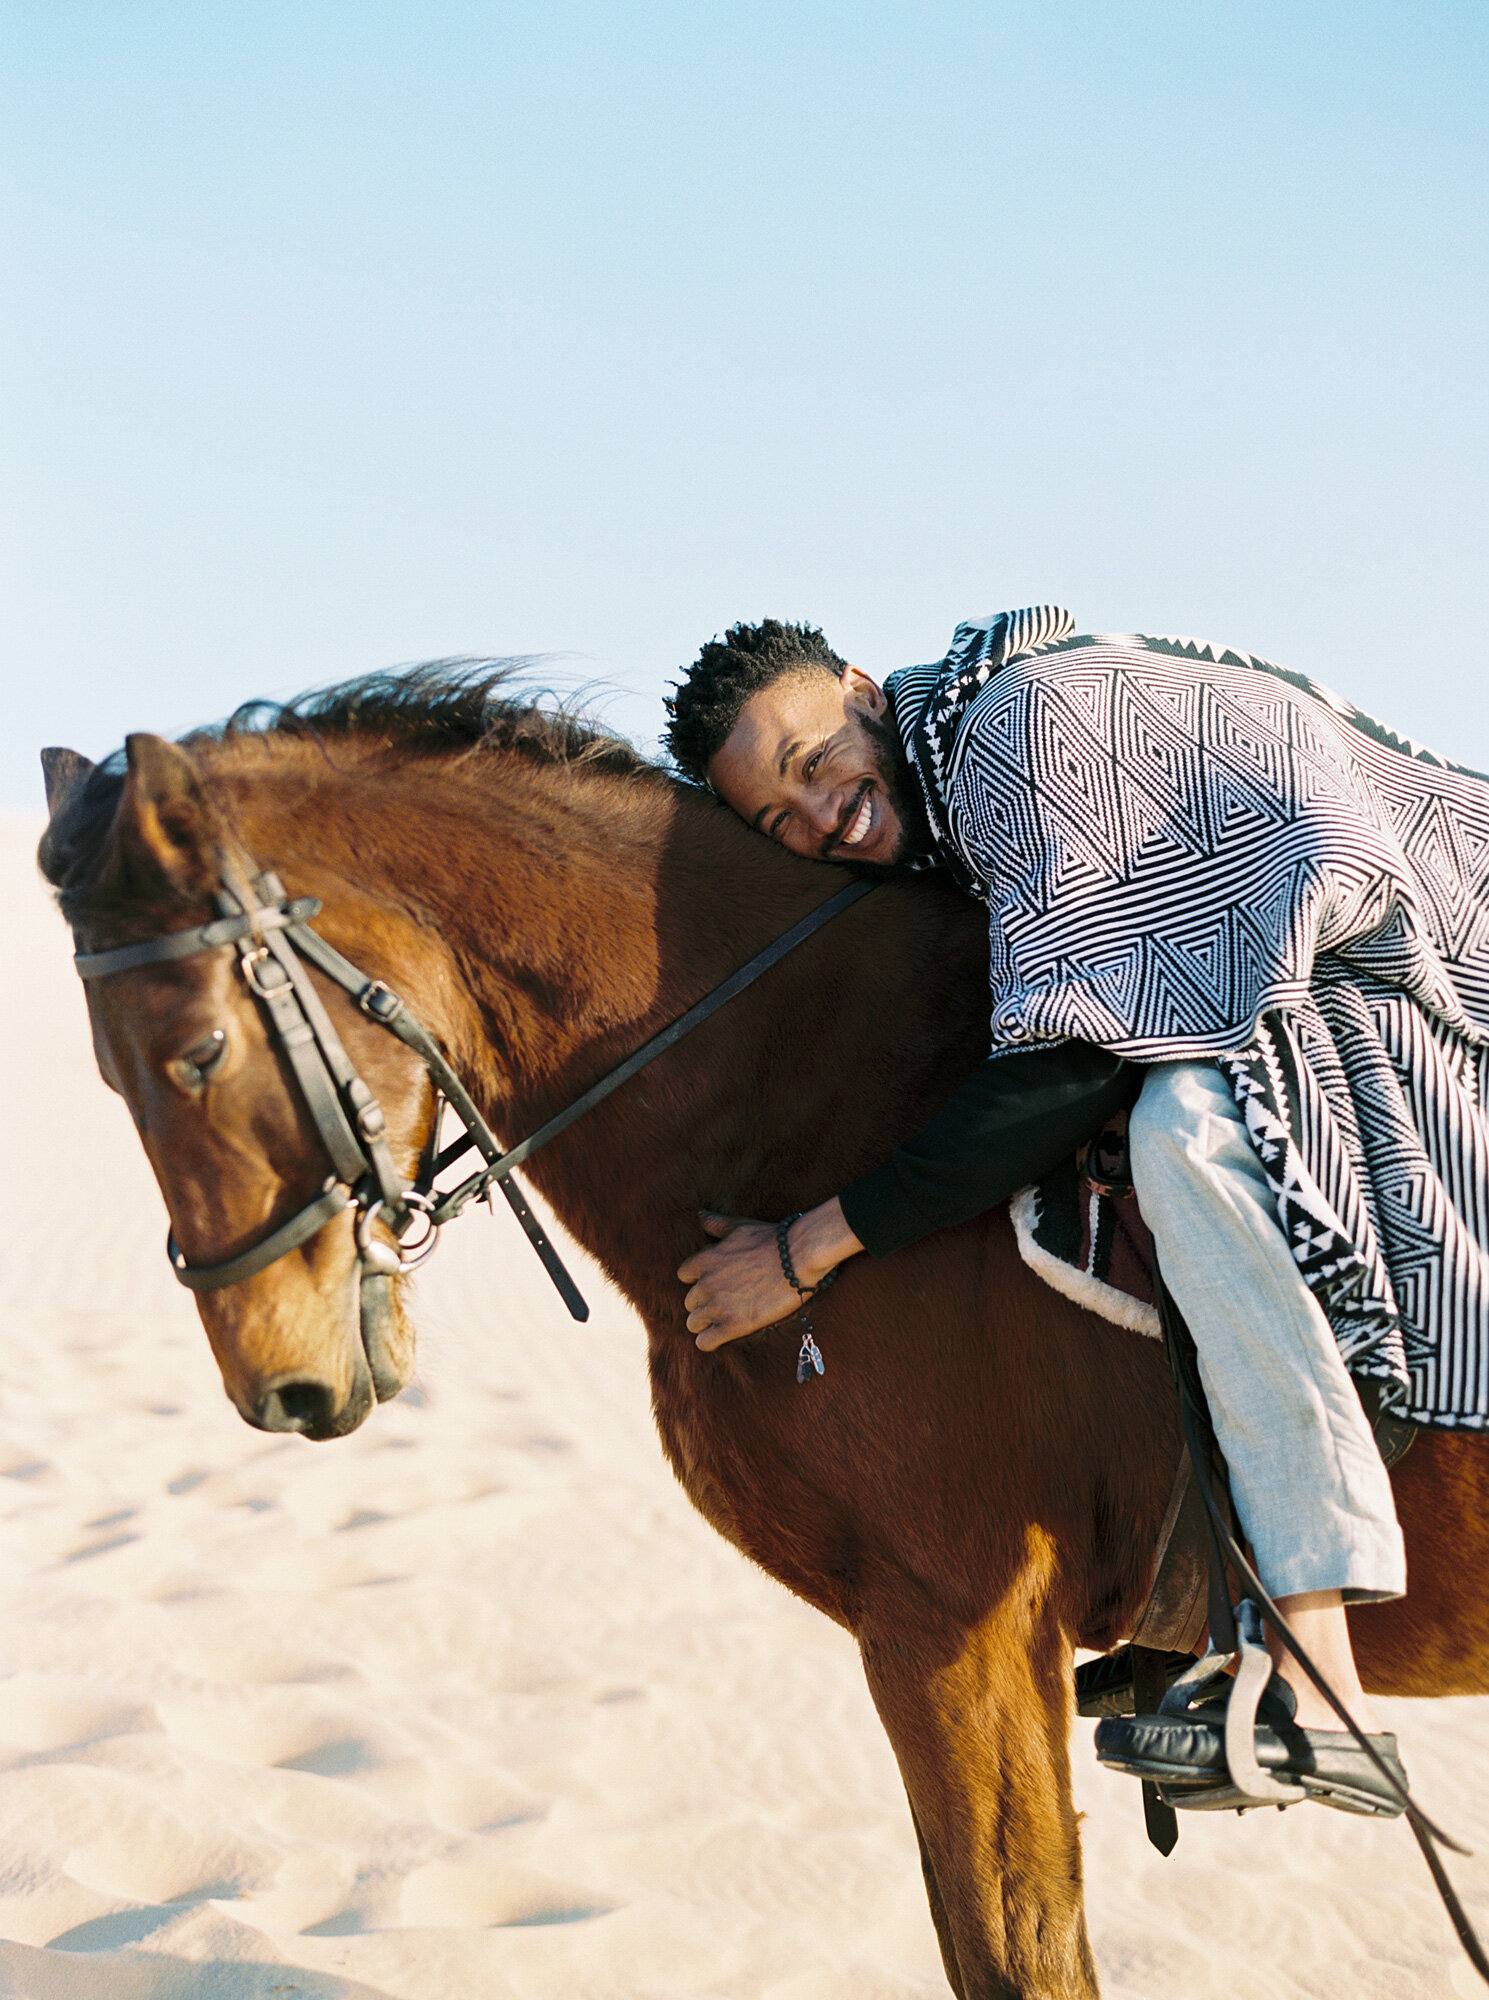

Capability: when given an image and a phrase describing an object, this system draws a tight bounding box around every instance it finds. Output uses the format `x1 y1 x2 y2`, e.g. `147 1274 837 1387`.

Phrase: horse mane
40 661 697 924
206 660 672 781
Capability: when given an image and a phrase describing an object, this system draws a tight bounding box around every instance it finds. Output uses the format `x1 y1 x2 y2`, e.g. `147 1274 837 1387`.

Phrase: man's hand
677 1200 864 1350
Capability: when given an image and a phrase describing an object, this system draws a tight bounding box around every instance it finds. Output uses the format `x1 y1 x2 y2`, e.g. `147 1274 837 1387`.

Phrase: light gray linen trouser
1128 1059 1406 1603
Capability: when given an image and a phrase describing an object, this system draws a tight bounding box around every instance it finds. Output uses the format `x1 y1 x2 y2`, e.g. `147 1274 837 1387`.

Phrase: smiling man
664 606 1489 1819
700 630 923 868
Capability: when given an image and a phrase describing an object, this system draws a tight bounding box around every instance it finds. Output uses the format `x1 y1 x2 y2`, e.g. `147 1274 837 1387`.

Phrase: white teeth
840 791 873 847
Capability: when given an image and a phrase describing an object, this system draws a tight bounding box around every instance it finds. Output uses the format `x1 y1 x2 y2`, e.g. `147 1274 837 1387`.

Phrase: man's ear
840 665 888 718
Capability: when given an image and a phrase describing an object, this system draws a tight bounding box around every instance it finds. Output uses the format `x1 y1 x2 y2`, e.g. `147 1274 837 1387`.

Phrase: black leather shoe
1074 1646 1196 1718
1094 1675 1409 1818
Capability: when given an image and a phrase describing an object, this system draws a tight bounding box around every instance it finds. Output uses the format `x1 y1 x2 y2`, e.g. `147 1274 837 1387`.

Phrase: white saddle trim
1009 1185 1161 1339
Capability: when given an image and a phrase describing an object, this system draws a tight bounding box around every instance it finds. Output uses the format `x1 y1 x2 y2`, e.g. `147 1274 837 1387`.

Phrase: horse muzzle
252 1364 374 1439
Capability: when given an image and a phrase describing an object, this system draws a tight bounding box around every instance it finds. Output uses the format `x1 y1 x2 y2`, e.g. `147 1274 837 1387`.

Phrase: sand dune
3 809 1487 1999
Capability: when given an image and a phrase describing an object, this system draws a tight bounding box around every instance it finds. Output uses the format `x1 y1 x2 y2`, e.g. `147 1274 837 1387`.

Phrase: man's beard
850 710 931 872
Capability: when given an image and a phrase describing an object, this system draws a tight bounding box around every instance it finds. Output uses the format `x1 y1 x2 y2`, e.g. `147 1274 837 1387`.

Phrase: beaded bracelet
776 1212 838 1383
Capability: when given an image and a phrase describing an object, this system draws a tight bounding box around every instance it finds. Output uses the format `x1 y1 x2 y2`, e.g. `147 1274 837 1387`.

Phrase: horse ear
40 746 96 817
37 747 101 886
101 733 222 901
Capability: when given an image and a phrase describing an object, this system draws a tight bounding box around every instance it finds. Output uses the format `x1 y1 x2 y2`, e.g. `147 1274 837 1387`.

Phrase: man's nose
801 788 843 836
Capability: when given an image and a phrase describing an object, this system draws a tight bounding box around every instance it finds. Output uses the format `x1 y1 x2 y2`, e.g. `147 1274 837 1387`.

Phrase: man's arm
838 1041 1136 1257
679 1041 1136 1345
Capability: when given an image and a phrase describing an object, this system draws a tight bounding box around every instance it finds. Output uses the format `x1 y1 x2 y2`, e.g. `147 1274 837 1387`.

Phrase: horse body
39 684 1489 2000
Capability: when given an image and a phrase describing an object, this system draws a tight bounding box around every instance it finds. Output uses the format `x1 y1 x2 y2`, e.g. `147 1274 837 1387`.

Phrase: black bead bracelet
776 1212 838 1383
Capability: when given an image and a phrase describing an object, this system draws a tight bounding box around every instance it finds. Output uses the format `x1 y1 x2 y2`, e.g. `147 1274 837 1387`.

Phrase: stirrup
1156 1599 1305 1806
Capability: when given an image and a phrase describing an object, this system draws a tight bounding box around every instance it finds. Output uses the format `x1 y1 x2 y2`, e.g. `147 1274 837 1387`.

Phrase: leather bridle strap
243 908 407 1212
74 899 318 978
168 1183 351 1292
420 877 881 1213
285 878 882 1311
282 912 599 1318
74 868 881 1322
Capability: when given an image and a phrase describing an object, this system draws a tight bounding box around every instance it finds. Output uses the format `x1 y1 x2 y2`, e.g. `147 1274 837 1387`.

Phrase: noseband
73 864 878 1321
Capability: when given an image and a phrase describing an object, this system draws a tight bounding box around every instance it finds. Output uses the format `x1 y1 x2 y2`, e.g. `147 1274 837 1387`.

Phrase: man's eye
804 751 822 779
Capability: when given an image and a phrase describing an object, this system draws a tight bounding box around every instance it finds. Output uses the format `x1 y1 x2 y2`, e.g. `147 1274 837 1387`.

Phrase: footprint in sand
156 1685 422 1785
274 1738 381 1779
397 1855 615 1930
47 1501 144 1568
0 1674 156 1755
60 1787 271 1911
165 1641 362 1690
0 1455 54 1484
45 1870 252 1953
48 1905 197 1951
59 1528 143 1564
301 1908 371 1937
420 1761 547 1836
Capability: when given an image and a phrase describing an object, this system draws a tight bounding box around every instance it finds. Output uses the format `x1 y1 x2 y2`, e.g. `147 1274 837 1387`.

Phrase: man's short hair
664 620 848 784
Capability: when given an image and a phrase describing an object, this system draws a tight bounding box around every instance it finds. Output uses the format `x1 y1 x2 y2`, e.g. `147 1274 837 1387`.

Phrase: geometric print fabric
888 615 1489 1425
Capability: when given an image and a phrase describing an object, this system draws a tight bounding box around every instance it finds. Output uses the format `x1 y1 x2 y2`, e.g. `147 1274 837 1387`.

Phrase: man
664 607 1489 1815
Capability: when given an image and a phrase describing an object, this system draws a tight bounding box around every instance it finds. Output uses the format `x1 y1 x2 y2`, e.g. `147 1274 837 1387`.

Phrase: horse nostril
256 1378 336 1435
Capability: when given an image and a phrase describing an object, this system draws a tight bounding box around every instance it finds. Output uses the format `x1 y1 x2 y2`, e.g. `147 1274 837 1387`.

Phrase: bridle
73 862 878 1321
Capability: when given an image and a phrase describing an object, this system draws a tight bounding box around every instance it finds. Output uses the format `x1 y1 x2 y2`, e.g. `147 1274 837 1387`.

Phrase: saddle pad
1010 1113 1160 1338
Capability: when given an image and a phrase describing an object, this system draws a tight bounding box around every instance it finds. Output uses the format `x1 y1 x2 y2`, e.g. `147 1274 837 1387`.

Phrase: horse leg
908 1796 970 2000
859 1569 1097 2000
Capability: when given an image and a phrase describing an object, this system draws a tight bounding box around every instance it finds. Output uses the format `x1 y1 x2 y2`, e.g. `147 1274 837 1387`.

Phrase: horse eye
172 1029 227 1089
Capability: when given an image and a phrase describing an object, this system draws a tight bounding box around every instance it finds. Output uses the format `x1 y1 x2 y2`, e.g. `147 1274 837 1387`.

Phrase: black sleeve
837 1042 1138 1259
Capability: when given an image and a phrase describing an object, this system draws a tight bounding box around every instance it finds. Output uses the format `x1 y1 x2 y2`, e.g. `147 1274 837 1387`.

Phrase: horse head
40 733 433 1438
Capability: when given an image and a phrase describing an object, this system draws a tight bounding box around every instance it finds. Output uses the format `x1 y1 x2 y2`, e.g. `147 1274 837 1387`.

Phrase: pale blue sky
5 1 1486 806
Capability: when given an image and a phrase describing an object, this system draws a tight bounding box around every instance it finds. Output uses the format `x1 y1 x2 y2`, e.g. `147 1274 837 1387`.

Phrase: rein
73 867 880 1321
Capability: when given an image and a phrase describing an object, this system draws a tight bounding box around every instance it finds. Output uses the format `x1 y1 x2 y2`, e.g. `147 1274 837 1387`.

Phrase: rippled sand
4 812 1486 1999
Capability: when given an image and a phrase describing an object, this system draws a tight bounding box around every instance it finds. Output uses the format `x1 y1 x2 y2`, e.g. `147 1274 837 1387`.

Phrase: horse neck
231 743 987 1324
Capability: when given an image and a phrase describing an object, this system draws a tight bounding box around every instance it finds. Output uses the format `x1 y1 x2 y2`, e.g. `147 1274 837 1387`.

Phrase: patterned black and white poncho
886 609 1489 1428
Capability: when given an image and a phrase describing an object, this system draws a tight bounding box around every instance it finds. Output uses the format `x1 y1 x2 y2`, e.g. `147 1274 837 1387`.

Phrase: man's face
706 665 920 868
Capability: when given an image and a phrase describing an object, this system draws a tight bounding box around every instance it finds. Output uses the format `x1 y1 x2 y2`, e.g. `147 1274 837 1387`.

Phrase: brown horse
37 671 1489 2000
